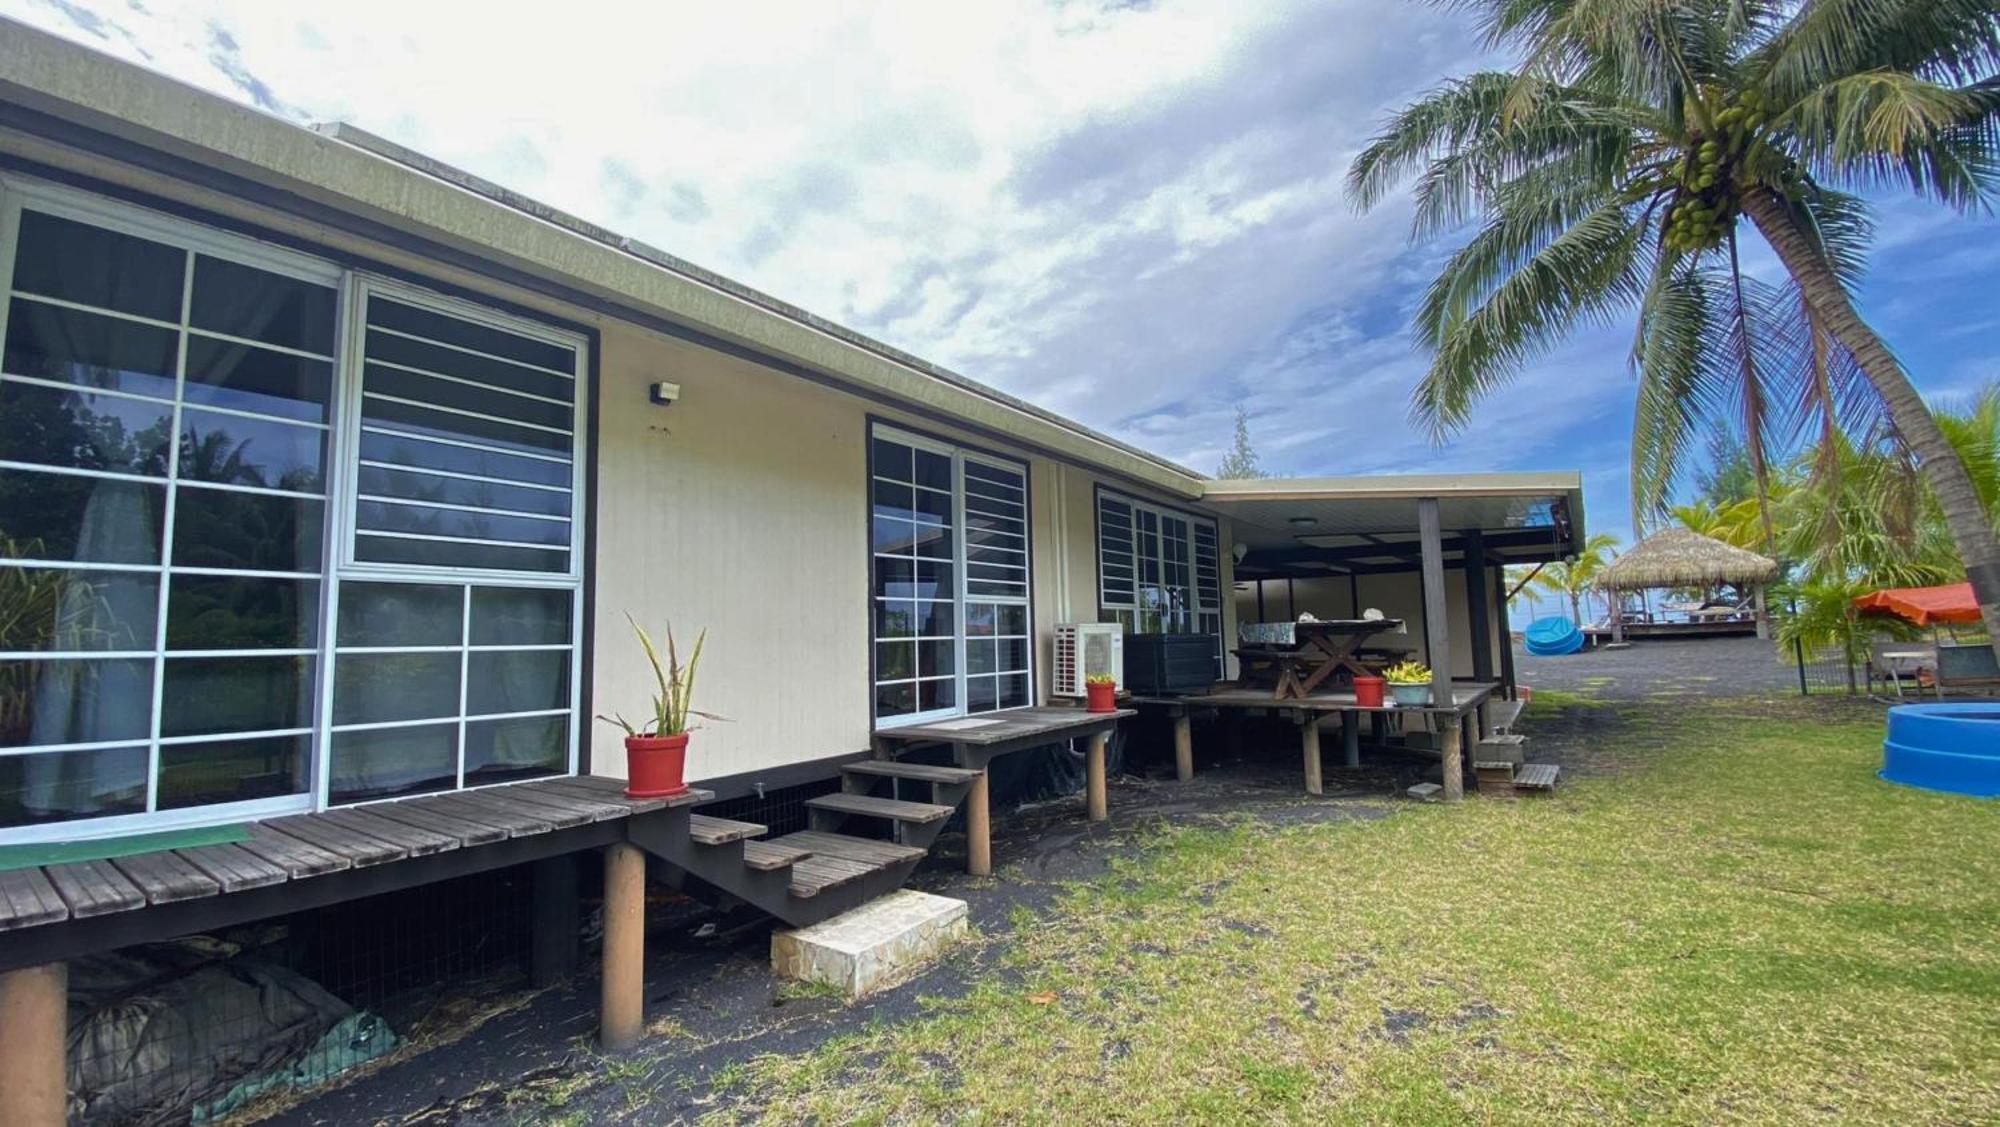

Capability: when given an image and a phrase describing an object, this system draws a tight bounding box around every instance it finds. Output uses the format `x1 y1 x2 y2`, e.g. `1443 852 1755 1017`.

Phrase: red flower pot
625 733 691 798
1085 682 1118 713
1352 675 1386 709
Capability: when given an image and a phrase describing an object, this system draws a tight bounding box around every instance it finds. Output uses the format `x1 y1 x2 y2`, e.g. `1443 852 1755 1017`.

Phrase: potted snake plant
1382 659 1434 707
598 616 722 798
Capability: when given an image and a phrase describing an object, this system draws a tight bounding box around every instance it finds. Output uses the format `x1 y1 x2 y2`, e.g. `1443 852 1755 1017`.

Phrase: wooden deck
1581 619 1758 639
875 705 1136 751
1185 682 1499 717
0 776 708 954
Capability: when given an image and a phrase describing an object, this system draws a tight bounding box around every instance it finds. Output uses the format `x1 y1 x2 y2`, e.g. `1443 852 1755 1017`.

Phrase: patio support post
1343 710 1361 768
1086 732 1109 821
1419 498 1462 801
1172 711 1194 782
966 770 992 876
0 961 66 1127
1754 585 1769 639
1463 529 1493 683
1300 715 1323 795
600 842 646 1050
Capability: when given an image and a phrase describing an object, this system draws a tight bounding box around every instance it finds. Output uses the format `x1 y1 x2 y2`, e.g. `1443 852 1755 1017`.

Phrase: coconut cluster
1663 88 1780 254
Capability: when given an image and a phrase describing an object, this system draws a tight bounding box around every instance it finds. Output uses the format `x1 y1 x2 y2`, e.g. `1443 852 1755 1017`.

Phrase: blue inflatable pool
1881 703 2000 797
1523 616 1585 656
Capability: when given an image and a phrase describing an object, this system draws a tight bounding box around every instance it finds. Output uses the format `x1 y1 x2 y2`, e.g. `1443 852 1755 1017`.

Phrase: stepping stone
771 889 968 998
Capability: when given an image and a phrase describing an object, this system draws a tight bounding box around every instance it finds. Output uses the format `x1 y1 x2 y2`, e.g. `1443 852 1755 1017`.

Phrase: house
0 20 1583 1121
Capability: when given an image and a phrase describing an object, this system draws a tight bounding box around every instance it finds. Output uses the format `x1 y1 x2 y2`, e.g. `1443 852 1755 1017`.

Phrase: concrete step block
771 889 968 998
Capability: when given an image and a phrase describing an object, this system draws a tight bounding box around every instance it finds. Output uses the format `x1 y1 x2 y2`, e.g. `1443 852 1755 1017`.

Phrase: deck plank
0 867 71 931
445 788 592 830
44 859 146 919
241 823 354 878
319 808 460 856
176 842 290 892
841 760 983 785
110 850 222 905
365 797 509 846
742 840 813 871
483 782 629 823
688 814 766 845
266 814 409 867
533 776 667 814
422 793 557 836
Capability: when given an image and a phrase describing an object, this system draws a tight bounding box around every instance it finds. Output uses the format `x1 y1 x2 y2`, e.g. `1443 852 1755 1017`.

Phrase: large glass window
871 425 1031 724
0 184 586 841
1097 489 1224 671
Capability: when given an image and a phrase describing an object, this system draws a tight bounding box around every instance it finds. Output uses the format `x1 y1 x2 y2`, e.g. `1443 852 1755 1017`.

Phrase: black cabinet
1124 633 1217 696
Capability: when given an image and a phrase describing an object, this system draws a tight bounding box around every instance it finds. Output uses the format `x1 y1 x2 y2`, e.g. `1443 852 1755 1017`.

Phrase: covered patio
1186 474 1584 800
1593 527 1780 642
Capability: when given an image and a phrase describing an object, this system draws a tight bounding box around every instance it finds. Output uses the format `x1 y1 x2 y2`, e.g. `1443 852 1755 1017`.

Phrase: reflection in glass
469 587 571 646
177 409 326 492
167 575 318 650
170 487 323 572
0 658 154 747
336 581 462 647
12 210 185 321
332 652 460 726
0 468 166 568
359 430 572 488
159 655 312 738
2 299 180 399
367 329 573 401
330 723 457 804
189 256 337 355
158 734 308 809
364 364 572 432
354 535 567 573
356 500 568 546
359 464 570 517
0 380 173 475
0 745 148 827
463 714 565 786
466 650 568 715
0 568 157 653
369 297 575 374
183 336 334 423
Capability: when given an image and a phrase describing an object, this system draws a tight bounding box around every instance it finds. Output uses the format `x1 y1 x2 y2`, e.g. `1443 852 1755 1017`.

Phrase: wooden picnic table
1234 618 1406 700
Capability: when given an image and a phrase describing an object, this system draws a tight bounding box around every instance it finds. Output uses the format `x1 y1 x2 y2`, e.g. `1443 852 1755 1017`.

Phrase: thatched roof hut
1598 526 1779 591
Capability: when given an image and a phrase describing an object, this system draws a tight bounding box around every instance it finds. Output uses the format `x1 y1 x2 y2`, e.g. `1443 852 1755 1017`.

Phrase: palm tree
1349 0 2000 656
1521 531 1621 624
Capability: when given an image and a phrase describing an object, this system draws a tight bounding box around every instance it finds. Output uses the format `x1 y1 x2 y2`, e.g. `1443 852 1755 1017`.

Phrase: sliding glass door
869 424 1031 726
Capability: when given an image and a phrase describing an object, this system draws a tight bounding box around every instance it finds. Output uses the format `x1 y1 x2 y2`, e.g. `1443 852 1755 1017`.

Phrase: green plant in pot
1382 659 1433 707
598 617 723 798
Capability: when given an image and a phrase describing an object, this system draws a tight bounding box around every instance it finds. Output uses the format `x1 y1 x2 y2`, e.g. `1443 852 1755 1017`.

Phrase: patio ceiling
1202 473 1584 579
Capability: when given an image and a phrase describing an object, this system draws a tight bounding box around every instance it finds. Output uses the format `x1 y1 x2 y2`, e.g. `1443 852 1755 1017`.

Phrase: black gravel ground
1515 635 1803 699
256 641 1814 1125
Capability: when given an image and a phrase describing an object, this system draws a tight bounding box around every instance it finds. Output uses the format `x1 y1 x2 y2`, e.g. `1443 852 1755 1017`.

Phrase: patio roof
1204 473 1584 578
1598 527 1778 591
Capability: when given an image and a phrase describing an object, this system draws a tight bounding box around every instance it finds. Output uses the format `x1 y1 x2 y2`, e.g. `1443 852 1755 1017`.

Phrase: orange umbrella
1852 583 1982 627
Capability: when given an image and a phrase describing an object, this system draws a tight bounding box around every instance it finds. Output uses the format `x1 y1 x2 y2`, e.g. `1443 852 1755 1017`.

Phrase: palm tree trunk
1745 189 2000 660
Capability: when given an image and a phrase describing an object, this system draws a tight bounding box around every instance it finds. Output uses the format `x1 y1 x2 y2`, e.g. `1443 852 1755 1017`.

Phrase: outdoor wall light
1288 516 1319 529
648 381 681 406
1232 542 1249 564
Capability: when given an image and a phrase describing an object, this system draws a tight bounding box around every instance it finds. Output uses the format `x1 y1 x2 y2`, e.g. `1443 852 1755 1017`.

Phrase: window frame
868 421 1035 730
0 175 590 843
1093 485 1226 666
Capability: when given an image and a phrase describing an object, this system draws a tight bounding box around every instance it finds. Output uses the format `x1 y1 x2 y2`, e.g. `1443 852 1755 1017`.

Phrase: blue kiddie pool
1523 616 1586 656
1881 703 2000 797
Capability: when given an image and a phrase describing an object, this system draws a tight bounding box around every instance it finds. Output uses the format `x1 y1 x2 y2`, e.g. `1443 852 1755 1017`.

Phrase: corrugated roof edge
309 122 1202 483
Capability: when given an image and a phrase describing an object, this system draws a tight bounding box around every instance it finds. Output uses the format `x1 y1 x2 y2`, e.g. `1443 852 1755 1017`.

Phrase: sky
7 0 1998 595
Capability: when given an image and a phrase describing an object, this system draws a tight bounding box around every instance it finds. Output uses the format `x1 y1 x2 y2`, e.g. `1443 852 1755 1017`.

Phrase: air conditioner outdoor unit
1053 623 1124 697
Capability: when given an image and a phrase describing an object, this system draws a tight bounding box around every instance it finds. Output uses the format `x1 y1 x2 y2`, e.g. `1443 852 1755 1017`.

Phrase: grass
710 695 2000 1124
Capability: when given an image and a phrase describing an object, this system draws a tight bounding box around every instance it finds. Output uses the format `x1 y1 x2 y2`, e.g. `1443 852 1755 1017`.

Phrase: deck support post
1441 722 1464 800
0 962 67 1127
599 842 646 1050
1418 497 1460 802
1343 710 1361 769
1085 732 1109 821
1172 712 1193 782
1754 585 1770 639
966 769 992 876
1301 716 1323 795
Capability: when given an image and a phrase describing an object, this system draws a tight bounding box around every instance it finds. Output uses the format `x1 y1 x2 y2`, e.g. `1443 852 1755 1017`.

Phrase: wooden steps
1512 763 1561 791
841 760 983 785
806 792 954 824
743 840 814 871
688 814 766 845
770 831 926 898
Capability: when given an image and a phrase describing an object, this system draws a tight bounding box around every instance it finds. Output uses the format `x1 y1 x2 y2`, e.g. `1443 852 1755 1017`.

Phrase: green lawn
715 695 2000 1124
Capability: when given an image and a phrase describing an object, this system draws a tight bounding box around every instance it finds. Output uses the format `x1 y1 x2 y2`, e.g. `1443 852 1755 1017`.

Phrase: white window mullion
143 249 197 814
